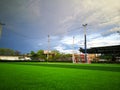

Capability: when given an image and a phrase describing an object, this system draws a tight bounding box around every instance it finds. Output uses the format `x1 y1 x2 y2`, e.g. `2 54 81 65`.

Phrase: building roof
80 45 120 55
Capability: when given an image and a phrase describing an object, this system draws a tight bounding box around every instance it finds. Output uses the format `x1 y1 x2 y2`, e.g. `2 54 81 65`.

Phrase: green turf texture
0 62 120 90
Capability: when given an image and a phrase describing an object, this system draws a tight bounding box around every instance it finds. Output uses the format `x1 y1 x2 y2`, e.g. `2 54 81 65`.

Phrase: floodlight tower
0 22 5 38
72 36 75 63
82 24 87 63
47 35 50 61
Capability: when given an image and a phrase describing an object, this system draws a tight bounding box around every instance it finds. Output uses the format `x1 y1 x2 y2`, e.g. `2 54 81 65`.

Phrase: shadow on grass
10 62 120 72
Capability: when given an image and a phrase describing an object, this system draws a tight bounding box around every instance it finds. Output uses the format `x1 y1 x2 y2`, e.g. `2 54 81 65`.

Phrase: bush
91 61 120 64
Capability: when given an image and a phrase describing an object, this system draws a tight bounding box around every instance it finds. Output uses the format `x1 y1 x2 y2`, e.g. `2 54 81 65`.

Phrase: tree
51 50 61 61
0 48 21 56
30 51 36 56
30 51 39 60
14 50 21 55
37 50 46 60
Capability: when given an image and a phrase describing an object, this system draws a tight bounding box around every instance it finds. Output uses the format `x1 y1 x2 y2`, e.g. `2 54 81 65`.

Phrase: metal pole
0 24 2 38
72 36 75 63
0 22 5 39
47 35 50 61
82 24 87 63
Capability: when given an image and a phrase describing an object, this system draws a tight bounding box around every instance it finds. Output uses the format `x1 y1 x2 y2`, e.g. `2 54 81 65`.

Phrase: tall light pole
0 22 5 39
72 36 75 63
47 35 50 61
82 24 87 63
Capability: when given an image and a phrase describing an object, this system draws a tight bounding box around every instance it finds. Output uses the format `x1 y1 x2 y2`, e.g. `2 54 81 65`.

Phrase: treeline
30 50 72 62
0 48 21 56
0 48 72 62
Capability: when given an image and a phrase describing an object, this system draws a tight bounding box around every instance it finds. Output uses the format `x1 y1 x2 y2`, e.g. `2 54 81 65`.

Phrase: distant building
0 55 31 61
73 54 98 63
44 50 55 59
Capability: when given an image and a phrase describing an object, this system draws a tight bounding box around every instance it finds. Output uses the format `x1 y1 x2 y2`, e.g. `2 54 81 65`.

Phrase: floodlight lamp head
117 31 120 35
82 24 87 27
117 31 120 33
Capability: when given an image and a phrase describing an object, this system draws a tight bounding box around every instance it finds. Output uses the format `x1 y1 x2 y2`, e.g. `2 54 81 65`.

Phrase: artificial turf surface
0 62 120 90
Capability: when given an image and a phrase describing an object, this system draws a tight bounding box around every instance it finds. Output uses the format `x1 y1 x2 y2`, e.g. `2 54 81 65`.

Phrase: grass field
0 62 120 90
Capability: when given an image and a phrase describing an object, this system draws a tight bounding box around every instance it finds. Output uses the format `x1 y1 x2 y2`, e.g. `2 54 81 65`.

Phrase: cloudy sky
0 0 120 53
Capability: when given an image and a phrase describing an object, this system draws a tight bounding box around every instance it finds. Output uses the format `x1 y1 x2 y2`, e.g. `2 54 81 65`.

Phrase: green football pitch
0 62 120 90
